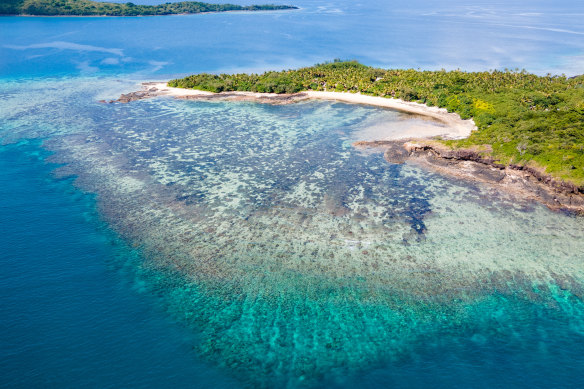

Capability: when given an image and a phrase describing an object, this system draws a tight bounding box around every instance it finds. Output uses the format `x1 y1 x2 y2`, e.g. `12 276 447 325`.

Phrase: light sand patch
303 91 476 139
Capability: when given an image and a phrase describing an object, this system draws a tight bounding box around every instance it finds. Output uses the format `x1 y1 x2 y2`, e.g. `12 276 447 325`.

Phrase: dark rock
382 142 410 164
395 141 584 214
470 164 506 182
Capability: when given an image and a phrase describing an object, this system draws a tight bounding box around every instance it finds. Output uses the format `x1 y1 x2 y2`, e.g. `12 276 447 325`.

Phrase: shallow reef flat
38 90 584 387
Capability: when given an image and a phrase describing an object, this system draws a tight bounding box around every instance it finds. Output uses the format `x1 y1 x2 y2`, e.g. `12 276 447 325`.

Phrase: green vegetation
169 60 584 186
0 0 296 16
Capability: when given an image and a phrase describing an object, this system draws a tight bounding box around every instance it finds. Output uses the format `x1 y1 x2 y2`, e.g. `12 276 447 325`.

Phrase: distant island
168 61 584 191
0 0 297 16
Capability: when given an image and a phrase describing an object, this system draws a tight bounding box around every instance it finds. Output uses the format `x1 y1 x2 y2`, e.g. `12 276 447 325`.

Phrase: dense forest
169 61 584 186
0 0 296 16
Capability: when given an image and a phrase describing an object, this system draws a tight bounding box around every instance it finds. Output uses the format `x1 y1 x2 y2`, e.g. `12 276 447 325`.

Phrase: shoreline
116 82 477 140
111 82 584 214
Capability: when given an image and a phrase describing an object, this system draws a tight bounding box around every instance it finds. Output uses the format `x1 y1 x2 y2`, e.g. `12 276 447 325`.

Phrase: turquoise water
2 2 584 388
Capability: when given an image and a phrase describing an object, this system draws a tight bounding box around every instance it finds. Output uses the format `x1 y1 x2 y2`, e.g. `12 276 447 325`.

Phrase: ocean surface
1 1 584 388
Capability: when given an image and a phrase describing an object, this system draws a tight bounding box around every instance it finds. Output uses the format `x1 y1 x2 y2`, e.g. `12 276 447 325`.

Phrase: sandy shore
304 91 476 139
132 82 477 140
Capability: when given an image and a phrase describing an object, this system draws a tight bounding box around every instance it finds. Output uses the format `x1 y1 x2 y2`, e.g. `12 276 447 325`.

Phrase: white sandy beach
146 82 477 140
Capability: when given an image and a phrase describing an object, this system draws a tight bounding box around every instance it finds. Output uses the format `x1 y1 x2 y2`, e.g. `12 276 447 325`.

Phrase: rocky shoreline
354 140 584 214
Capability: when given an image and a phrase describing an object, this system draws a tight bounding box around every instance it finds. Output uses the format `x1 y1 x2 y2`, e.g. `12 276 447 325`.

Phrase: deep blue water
1 1 584 388
0 141 242 388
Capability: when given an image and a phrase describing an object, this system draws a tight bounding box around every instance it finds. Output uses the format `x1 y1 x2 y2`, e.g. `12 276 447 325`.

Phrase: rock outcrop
356 140 584 214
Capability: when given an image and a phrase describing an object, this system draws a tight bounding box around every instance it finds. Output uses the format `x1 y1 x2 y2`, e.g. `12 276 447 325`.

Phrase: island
116 60 584 213
0 0 297 16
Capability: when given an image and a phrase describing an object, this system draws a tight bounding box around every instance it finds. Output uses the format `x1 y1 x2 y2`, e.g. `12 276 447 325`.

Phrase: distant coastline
1 1 298 17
